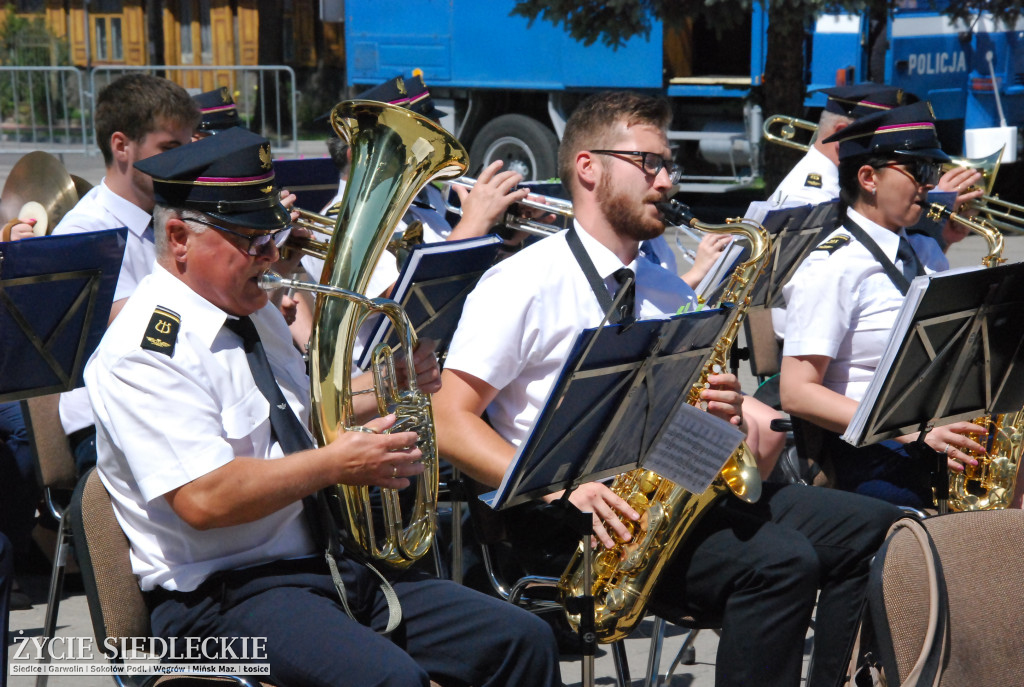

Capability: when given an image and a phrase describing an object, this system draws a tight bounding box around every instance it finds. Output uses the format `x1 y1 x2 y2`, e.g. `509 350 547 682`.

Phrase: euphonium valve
307 99 468 568
558 200 769 642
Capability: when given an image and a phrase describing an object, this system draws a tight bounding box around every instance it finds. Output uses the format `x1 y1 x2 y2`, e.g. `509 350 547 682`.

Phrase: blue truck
344 0 1023 191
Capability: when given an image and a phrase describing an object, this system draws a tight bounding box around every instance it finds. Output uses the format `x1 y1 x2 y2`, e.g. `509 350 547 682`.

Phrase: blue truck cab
345 0 1022 190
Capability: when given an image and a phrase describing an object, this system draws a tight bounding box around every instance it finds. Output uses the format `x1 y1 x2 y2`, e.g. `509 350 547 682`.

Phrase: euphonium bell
308 99 468 568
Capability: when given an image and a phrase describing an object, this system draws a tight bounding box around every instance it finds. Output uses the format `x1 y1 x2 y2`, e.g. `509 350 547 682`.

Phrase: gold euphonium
557 200 769 643
303 99 467 567
921 201 1022 511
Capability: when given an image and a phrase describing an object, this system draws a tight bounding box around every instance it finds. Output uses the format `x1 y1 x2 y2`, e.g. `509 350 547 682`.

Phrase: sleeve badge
141 306 181 356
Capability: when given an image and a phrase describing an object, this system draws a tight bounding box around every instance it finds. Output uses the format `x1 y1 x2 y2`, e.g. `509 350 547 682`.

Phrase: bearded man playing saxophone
433 90 901 687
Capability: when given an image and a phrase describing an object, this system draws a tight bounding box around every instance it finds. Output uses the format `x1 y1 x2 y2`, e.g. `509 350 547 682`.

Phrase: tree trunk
762 1 809 195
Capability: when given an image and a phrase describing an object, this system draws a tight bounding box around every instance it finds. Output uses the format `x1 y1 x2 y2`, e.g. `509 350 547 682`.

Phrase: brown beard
597 171 666 242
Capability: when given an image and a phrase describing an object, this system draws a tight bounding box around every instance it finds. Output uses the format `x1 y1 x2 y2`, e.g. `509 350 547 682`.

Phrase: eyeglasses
589 150 683 184
188 218 291 256
881 161 941 187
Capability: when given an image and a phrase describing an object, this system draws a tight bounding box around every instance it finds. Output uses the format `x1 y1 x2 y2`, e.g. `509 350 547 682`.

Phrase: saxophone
922 202 1021 511
557 200 770 642
298 99 467 567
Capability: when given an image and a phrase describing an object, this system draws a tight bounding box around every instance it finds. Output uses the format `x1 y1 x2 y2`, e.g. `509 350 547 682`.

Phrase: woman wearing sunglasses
779 101 987 509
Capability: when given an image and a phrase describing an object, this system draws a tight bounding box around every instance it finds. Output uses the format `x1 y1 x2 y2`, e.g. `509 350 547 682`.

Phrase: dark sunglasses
881 161 941 187
189 218 292 256
589 150 683 185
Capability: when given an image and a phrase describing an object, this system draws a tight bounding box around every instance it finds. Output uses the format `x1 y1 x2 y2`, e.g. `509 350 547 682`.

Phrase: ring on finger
943 443 952 455
392 464 398 479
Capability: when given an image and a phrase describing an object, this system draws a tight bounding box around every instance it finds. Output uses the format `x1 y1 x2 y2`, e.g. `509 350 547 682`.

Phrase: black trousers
149 555 562 687
501 483 899 687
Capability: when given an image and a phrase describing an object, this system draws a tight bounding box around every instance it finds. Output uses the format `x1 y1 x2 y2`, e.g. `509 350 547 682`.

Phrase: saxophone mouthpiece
258 271 284 291
656 200 696 228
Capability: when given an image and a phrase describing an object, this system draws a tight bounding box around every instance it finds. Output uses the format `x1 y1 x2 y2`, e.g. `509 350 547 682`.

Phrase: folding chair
20 393 78 687
864 509 1024 686
67 469 273 687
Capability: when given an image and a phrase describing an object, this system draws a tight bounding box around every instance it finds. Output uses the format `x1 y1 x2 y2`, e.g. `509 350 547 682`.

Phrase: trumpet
762 114 818 152
442 177 574 236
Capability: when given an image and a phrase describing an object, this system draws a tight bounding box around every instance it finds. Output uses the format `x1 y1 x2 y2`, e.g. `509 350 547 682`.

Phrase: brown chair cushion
879 510 1024 686
23 394 77 489
75 470 152 644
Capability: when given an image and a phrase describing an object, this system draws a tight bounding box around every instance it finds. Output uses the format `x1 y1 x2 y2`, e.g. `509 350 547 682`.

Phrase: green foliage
0 4 65 66
0 5 74 133
512 0 1019 47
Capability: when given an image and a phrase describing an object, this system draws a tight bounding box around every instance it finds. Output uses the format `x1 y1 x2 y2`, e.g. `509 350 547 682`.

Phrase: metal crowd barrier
0 66 90 154
0 64 299 155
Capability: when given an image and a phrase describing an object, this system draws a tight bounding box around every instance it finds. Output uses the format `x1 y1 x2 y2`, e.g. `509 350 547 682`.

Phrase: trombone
944 147 1024 234
762 114 818 152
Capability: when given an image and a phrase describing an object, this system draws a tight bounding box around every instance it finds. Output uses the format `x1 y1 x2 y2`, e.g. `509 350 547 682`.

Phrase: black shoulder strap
565 226 617 320
842 217 911 296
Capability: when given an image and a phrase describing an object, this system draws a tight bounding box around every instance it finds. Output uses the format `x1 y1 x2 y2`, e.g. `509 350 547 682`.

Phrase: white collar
571 219 639 279
846 208 908 261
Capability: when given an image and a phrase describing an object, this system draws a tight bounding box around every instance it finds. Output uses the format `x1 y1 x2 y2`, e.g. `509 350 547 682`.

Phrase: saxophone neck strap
841 217 911 296
566 226 627 324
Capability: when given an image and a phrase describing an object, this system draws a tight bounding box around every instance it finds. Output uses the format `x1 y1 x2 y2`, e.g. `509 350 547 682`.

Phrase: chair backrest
743 308 781 379
68 468 152 651
22 394 76 491
872 510 1024 686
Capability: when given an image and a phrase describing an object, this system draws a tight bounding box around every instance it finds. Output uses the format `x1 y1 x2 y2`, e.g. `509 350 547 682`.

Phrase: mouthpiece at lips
655 200 696 227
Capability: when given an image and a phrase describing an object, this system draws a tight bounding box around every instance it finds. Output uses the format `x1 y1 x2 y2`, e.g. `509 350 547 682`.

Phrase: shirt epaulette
141 306 181 356
804 173 823 188
813 234 851 255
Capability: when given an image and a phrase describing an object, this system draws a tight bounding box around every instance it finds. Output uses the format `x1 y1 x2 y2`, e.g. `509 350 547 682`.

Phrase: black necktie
612 267 636 324
224 315 313 454
897 236 921 285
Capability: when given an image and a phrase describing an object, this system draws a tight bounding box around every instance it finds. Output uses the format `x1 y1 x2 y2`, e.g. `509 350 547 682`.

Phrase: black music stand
483 303 742 687
752 200 839 310
0 229 127 402
698 201 837 311
356 234 502 368
842 262 1024 508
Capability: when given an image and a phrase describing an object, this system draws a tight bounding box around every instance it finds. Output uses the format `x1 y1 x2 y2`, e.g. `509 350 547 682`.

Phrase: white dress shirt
767 146 840 208
781 208 946 402
86 265 314 592
445 221 697 446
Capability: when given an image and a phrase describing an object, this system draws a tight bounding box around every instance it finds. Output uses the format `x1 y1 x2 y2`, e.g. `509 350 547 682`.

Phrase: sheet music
842 264 983 445
643 402 745 494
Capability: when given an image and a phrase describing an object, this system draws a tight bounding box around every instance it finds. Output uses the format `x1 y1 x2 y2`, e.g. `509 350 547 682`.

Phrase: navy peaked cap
134 127 289 230
817 84 918 119
193 87 240 134
822 101 950 162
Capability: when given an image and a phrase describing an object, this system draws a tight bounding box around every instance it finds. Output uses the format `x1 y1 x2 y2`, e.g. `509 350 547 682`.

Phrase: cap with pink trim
822 101 950 162
134 127 289 230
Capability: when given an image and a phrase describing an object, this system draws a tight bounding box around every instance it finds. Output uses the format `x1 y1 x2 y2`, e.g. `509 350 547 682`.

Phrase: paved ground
4 145 1023 686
